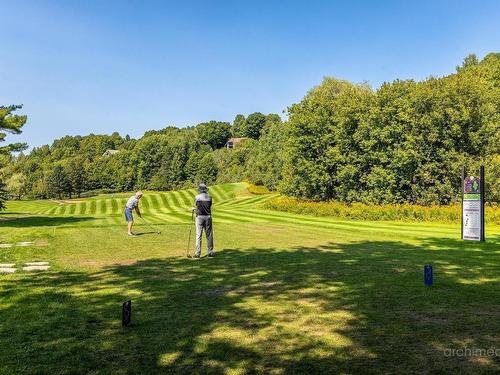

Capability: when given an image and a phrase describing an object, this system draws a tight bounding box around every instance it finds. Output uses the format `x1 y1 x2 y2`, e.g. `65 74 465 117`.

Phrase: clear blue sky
1 0 499 149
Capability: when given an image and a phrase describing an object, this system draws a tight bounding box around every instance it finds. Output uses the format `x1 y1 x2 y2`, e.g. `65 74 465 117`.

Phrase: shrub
263 197 500 225
247 183 272 195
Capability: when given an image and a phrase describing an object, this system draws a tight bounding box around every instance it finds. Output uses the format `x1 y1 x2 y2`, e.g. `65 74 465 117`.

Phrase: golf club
186 209 195 258
140 216 161 234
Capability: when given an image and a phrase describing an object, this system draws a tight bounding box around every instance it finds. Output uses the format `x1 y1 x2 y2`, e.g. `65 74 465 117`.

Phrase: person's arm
193 196 198 214
135 205 142 218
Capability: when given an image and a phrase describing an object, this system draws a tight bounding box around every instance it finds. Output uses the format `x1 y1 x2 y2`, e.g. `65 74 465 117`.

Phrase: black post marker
424 265 433 286
480 165 485 241
122 300 132 327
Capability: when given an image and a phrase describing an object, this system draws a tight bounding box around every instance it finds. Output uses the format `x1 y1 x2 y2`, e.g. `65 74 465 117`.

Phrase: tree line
1 53 498 206
0 112 283 200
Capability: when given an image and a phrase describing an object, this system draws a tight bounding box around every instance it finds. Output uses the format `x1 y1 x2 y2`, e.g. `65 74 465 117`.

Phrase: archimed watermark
444 347 500 357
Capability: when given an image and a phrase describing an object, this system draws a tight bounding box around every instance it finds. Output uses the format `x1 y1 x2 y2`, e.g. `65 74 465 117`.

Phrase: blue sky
1 0 499 149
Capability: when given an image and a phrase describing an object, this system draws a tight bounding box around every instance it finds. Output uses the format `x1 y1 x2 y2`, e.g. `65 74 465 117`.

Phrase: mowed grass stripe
104 198 113 215
149 194 162 211
111 198 118 214
158 192 172 212
89 200 97 215
162 193 176 212
185 188 197 201
102 216 121 227
152 211 190 224
97 199 106 215
209 185 227 203
211 211 258 223
68 203 77 215
210 184 240 205
176 190 192 207
215 192 258 207
147 212 183 224
117 198 128 213
170 191 182 211
140 195 154 213
45 204 60 216
225 194 277 208
76 201 87 215
140 196 150 211
246 208 456 236
48 203 60 215
55 204 67 215
240 208 455 237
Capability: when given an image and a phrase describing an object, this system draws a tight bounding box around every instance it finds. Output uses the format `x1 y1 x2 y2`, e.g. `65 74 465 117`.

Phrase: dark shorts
125 208 134 222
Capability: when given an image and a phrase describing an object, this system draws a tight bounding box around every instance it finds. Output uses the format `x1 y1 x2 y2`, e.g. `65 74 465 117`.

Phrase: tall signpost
461 166 485 241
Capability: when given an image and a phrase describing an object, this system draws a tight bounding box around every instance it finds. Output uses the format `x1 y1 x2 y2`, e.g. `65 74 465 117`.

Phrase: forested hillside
1 53 499 205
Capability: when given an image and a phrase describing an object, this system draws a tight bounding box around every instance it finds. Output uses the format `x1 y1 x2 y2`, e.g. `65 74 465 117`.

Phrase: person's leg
125 209 134 235
195 216 203 257
206 216 214 255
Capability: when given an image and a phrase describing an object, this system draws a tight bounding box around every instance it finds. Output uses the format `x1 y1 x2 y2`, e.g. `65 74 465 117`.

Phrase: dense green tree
195 121 231 149
47 165 71 199
231 114 246 137
282 78 374 201
6 173 27 199
456 53 479 72
242 112 267 139
66 158 87 198
2 54 498 205
282 53 500 204
196 153 218 185
246 115 285 190
212 139 256 184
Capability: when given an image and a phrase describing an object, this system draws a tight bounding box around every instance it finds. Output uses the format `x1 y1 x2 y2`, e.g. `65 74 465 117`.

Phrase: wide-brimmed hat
198 183 208 193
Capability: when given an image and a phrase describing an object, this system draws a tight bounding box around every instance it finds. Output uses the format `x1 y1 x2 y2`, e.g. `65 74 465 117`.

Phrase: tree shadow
0 236 499 374
0 215 95 228
135 232 161 236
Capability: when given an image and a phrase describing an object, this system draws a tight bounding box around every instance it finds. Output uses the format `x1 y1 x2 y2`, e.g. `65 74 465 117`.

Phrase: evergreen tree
47 165 71 199
66 158 87 198
0 104 27 209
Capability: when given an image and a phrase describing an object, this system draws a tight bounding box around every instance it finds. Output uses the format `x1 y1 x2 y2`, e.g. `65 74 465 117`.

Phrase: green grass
0 183 499 374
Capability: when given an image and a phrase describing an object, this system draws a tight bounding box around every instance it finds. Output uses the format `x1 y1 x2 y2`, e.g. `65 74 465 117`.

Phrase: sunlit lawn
0 186 499 374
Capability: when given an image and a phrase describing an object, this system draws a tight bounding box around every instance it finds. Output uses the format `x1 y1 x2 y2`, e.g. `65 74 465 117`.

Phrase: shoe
208 253 215 258
128 233 136 236
193 254 201 259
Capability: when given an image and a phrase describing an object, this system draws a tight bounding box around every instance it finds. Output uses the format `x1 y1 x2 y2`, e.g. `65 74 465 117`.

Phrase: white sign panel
463 200 481 240
462 175 482 241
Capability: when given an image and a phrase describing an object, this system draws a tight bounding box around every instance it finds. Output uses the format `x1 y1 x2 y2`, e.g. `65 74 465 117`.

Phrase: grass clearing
0 183 499 374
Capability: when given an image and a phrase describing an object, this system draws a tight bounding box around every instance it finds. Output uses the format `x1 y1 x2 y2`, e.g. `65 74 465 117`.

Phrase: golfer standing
194 184 214 258
125 191 143 236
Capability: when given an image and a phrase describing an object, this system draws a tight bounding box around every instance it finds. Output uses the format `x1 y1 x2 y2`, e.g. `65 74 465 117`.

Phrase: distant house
225 137 246 149
102 149 119 157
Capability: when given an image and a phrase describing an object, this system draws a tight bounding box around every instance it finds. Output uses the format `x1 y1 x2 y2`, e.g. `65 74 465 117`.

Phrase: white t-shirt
126 196 139 209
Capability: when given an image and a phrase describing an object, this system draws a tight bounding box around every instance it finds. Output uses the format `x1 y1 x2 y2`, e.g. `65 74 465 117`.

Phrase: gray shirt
126 196 139 210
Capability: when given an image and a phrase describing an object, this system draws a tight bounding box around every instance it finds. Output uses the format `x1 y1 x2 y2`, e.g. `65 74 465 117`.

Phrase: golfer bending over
125 191 143 236
193 184 214 258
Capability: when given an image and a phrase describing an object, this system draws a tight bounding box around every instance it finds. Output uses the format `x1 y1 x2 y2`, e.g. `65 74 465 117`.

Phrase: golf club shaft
141 217 160 233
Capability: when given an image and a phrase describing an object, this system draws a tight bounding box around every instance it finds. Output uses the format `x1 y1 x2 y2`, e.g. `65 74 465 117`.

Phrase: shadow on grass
0 215 95 228
135 232 162 236
0 236 499 374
